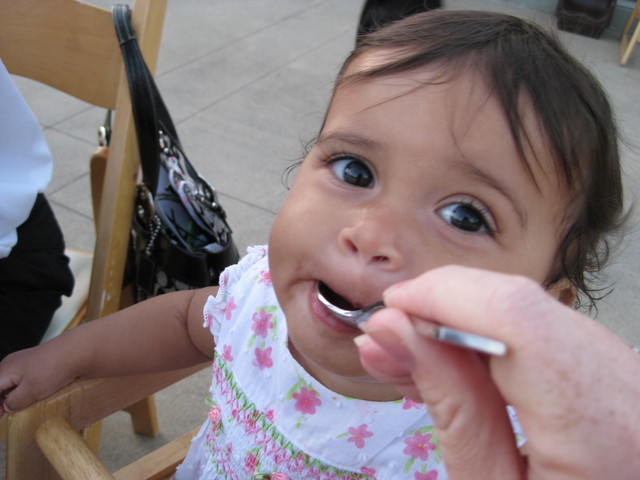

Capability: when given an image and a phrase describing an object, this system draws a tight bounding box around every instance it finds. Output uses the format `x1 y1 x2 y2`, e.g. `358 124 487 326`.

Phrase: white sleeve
0 59 53 258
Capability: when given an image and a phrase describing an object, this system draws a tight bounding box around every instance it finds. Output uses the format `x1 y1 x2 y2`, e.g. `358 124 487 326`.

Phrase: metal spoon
317 286 507 356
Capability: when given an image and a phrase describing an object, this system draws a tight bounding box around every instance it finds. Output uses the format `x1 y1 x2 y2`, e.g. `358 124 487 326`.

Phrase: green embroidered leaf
271 314 278 340
285 376 313 400
403 457 415 474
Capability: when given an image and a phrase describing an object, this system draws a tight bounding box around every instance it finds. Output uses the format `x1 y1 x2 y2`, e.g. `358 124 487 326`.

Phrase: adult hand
355 265 640 480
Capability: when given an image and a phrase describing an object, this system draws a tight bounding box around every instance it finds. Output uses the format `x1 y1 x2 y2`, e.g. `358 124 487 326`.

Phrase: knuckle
485 275 543 319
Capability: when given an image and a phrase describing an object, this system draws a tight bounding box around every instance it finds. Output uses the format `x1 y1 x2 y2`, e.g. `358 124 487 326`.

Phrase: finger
355 332 415 383
360 308 525 478
383 265 549 346
0 370 20 415
0 387 15 416
0 349 73 415
385 266 640 477
355 332 422 401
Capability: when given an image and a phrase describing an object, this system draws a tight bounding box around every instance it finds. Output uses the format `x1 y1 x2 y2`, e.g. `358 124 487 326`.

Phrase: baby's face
268 58 571 401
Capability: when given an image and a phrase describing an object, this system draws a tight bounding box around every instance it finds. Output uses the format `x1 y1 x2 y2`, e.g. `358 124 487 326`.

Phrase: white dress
176 246 523 479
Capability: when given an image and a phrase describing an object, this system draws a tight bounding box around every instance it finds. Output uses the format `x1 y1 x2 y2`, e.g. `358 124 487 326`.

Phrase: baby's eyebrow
317 131 385 153
456 160 527 229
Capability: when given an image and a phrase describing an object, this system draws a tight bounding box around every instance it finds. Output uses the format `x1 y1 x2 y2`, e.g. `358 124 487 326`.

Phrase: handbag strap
112 4 177 193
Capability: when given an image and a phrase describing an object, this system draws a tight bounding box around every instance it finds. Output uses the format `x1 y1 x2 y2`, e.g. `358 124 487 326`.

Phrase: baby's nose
338 208 405 270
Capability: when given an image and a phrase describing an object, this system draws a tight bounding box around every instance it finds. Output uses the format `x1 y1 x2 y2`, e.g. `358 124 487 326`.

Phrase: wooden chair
0 0 204 478
0 248 92 442
6 365 206 480
620 0 640 65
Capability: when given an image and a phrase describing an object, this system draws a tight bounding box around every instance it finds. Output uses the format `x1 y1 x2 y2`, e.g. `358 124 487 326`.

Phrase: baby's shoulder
221 245 269 290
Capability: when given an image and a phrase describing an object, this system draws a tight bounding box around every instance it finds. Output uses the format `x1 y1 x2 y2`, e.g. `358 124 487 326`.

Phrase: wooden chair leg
620 2 640 65
83 421 103 453
35 417 113 480
124 396 159 437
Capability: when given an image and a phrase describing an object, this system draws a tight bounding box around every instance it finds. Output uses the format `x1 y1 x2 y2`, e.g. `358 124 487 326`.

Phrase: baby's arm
0 287 217 415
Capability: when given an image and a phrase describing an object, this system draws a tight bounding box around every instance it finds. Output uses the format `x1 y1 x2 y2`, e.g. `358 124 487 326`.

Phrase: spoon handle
407 318 507 356
433 326 507 356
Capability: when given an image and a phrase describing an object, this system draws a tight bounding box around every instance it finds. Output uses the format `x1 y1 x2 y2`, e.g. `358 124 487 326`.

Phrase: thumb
0 347 74 416
359 308 525 479
0 374 21 415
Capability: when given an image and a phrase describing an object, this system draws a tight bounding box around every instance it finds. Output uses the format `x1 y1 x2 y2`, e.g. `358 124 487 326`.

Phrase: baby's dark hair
335 9 625 310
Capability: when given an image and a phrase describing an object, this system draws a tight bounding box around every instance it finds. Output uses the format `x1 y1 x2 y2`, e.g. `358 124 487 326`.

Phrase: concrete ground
2 0 640 474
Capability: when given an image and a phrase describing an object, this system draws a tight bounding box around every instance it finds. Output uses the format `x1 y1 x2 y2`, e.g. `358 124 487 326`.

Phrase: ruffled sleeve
202 245 268 339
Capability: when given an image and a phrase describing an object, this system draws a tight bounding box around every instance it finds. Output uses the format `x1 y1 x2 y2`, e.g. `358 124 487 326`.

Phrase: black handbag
113 4 239 301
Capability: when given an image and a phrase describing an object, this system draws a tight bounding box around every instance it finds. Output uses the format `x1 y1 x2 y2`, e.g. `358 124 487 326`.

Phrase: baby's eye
329 155 374 188
438 202 495 234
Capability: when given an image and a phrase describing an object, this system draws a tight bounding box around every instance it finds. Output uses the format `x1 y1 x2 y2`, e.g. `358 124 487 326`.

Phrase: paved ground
2 0 640 473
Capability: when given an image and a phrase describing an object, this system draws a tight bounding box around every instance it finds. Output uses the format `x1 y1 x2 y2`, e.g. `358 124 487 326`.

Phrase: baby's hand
0 341 78 416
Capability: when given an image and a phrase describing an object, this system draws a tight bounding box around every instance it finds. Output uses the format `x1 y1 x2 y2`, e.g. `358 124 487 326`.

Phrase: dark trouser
357 0 442 41
0 194 74 359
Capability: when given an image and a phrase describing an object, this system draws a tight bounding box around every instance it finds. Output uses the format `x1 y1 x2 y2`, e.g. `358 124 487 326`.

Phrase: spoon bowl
316 283 507 356
317 286 384 326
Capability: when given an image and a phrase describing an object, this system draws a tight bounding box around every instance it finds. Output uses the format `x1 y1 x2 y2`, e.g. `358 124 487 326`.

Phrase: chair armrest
35 418 200 480
113 426 200 480
6 363 208 480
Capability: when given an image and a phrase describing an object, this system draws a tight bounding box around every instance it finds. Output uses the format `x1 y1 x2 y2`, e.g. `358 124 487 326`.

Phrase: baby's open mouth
318 282 359 311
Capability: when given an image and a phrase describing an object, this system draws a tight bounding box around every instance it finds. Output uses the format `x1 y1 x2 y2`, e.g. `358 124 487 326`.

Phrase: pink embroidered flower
265 409 275 423
292 386 321 415
208 406 221 432
347 424 373 448
221 344 233 362
361 467 377 478
402 398 424 410
257 270 272 286
273 446 289 465
203 309 214 328
252 309 274 338
244 414 260 435
270 474 290 480
224 296 237 320
415 471 438 480
244 452 258 473
252 346 273 370
404 432 437 461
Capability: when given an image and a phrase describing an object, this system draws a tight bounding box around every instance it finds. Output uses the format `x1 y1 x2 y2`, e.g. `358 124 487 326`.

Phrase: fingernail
358 321 372 333
353 334 369 347
358 320 382 334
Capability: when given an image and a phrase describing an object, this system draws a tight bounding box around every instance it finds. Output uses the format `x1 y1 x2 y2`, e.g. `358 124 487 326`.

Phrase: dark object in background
0 194 73 359
357 0 442 43
555 0 617 38
113 5 239 302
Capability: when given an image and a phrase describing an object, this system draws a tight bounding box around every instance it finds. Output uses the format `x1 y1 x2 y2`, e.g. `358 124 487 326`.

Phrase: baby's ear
547 278 577 306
